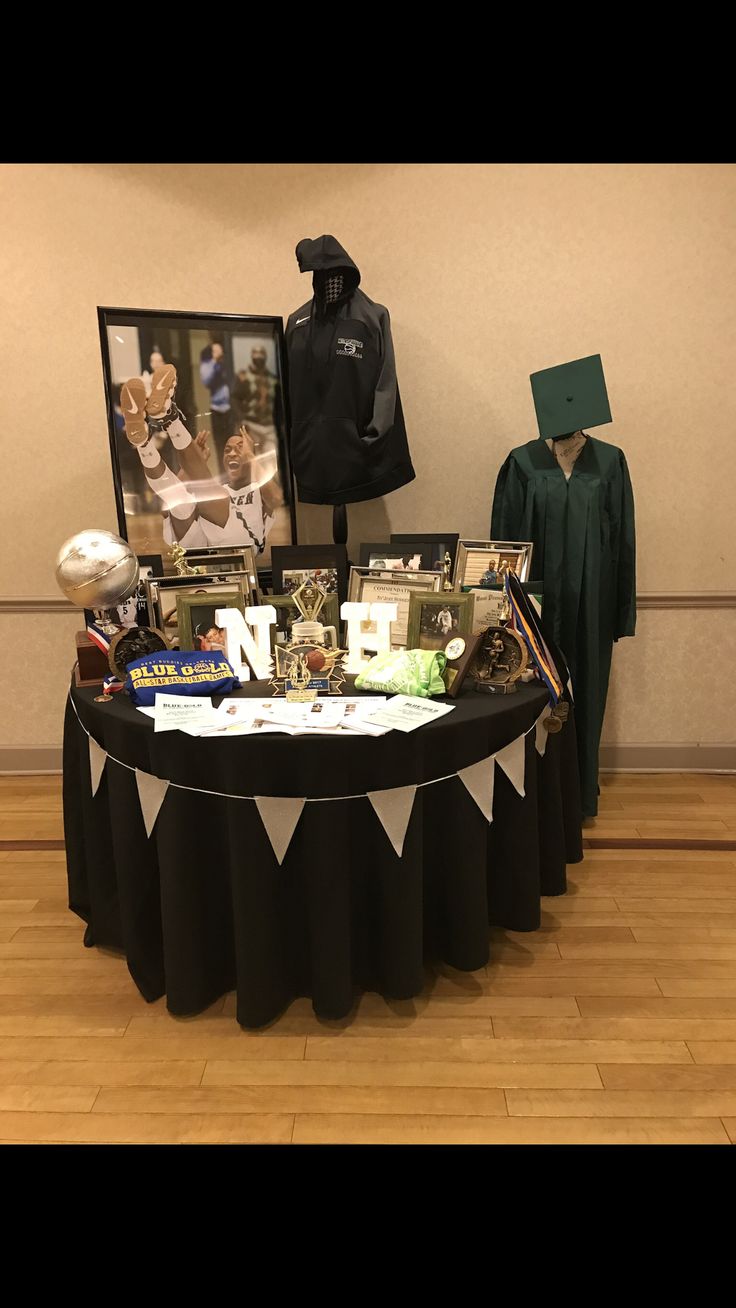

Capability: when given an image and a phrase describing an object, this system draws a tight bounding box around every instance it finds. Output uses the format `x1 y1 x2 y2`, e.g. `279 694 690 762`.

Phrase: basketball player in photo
120 364 280 554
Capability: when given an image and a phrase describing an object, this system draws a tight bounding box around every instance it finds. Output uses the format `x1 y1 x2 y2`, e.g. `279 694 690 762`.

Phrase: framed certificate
347 567 441 650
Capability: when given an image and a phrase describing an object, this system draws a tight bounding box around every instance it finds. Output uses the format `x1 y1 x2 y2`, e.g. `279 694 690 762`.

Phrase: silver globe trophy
56 530 140 698
55 529 140 632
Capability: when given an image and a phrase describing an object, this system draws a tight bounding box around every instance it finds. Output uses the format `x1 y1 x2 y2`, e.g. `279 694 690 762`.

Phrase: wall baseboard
0 748 63 774
600 742 736 772
1 742 734 777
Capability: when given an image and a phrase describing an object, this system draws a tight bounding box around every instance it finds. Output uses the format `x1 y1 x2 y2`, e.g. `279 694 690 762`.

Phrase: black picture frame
358 541 435 573
390 533 460 571
98 306 297 577
137 553 164 577
269 544 349 608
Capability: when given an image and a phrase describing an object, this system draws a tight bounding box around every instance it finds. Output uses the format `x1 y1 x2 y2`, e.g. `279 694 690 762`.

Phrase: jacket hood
295 235 361 298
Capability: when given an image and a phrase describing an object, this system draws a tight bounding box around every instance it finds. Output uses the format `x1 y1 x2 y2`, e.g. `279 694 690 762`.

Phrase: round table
63 678 583 1027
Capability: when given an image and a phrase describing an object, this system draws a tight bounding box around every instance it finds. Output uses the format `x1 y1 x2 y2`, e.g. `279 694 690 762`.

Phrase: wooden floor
1 772 736 1145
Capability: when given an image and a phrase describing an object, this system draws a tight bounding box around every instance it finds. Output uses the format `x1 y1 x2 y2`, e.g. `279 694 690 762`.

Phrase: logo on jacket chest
336 337 363 359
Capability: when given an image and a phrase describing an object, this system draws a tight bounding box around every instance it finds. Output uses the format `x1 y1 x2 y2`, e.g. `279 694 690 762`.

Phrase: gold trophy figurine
168 543 200 577
291 653 312 690
442 551 454 591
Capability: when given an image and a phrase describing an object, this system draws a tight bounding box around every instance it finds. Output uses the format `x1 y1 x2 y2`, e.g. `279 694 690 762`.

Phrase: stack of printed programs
139 693 455 738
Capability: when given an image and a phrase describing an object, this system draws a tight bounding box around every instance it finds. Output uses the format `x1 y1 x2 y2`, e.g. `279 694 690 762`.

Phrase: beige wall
1 163 734 751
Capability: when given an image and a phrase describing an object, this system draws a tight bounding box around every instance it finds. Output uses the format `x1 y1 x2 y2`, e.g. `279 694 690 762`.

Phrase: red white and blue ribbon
102 675 125 694
86 623 113 655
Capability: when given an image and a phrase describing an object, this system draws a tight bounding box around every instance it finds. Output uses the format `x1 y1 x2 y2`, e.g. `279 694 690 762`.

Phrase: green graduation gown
491 436 636 817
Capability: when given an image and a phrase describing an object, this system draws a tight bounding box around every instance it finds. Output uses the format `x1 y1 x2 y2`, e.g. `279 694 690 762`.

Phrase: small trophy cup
289 578 338 649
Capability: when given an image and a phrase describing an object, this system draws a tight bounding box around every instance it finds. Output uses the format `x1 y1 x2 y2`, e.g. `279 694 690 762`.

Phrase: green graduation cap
530 354 612 440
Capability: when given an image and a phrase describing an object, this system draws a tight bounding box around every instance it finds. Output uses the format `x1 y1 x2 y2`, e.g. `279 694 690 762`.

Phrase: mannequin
285 236 415 544
491 355 636 818
546 430 588 479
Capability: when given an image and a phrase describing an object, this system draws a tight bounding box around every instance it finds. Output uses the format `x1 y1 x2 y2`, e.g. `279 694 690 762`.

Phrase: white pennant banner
494 734 526 798
367 785 417 858
458 756 495 823
135 769 170 838
535 706 553 757
255 796 305 866
89 737 107 797
72 695 542 859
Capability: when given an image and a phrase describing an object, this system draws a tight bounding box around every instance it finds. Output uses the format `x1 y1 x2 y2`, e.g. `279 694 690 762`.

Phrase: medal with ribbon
503 574 570 733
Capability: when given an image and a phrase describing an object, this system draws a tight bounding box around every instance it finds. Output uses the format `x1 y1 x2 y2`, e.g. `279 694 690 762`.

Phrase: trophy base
75 631 112 683
74 662 105 690
472 679 517 695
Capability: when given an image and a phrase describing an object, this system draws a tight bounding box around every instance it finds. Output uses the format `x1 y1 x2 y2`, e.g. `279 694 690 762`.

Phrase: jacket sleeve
364 308 399 443
490 454 525 540
613 450 636 640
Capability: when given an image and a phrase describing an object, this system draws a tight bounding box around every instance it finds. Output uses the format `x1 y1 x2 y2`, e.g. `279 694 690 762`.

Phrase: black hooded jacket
285 236 415 505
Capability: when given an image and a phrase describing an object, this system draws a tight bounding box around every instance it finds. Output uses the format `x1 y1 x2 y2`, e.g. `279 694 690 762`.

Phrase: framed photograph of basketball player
145 572 256 649
84 559 156 631
98 306 297 577
270 545 348 607
406 592 474 652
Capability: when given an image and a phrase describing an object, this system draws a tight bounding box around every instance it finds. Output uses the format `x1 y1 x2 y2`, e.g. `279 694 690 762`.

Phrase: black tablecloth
63 678 583 1027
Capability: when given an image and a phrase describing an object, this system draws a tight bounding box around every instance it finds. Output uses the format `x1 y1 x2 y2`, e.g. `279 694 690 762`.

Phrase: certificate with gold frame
347 567 441 650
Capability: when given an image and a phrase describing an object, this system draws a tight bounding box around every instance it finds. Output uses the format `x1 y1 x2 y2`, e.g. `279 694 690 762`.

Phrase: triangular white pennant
255 796 305 866
88 737 107 797
135 768 170 838
535 706 553 757
367 784 417 858
458 756 495 823
494 734 526 798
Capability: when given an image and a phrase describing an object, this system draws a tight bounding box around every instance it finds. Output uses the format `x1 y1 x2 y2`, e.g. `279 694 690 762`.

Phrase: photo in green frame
176 589 245 654
407 591 474 652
